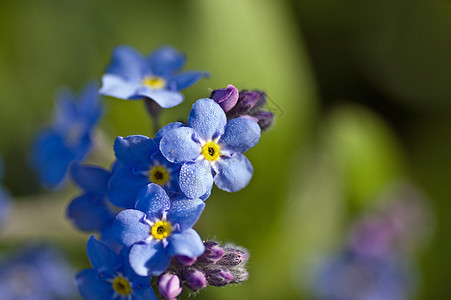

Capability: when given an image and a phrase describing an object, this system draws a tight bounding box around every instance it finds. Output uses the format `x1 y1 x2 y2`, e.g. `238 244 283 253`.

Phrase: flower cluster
56 45 274 299
308 184 431 300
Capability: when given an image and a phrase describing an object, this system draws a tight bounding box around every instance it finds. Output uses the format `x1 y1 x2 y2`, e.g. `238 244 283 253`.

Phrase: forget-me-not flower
112 183 205 276
31 82 102 188
100 46 208 108
159 98 261 199
76 236 157 300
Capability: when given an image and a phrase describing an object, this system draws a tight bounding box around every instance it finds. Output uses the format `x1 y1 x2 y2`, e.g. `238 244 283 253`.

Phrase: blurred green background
1 0 451 299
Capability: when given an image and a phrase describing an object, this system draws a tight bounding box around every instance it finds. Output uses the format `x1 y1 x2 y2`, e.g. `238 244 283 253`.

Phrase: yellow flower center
142 76 166 90
149 166 169 186
202 141 220 161
151 221 172 240
112 276 132 296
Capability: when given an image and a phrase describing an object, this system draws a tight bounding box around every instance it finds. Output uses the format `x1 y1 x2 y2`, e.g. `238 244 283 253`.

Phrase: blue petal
105 45 148 81
214 153 254 192
118 246 150 289
112 210 150 246
108 163 148 208
170 71 209 90
75 269 113 300
167 229 205 258
135 88 184 108
188 98 227 140
86 236 122 276
129 242 171 276
179 160 213 199
218 118 261 153
78 82 103 128
159 127 201 163
133 287 158 300
114 135 158 170
135 183 171 220
70 163 111 195
66 194 114 231
147 46 186 76
154 122 185 145
99 74 142 100
167 198 205 231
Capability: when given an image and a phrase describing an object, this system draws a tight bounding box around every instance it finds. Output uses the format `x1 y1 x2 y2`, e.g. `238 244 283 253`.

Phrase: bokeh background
0 0 450 299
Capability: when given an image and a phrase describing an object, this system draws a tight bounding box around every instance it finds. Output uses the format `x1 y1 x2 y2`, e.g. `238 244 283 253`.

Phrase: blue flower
100 45 209 108
0 246 76 300
0 157 11 227
311 249 415 300
159 98 261 199
31 82 102 188
108 130 184 209
112 183 205 276
76 236 157 300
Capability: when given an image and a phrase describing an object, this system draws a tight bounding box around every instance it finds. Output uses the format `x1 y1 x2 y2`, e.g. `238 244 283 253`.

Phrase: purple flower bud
176 255 197 266
197 241 225 264
210 85 239 112
181 268 207 292
158 273 183 300
218 247 249 266
254 111 274 130
230 90 260 115
205 266 234 287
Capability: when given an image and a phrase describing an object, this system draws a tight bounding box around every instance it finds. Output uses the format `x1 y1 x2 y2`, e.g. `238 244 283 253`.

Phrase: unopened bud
181 268 207 292
231 91 260 115
158 273 182 300
218 247 249 266
230 267 249 283
254 111 274 131
176 255 197 266
204 266 234 287
211 85 239 112
197 241 225 264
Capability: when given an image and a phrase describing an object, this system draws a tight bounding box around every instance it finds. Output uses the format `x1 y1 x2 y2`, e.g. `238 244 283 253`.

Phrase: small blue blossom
160 98 261 199
112 183 205 276
31 82 102 188
76 236 157 300
108 131 184 209
0 246 76 300
311 249 415 300
100 45 209 108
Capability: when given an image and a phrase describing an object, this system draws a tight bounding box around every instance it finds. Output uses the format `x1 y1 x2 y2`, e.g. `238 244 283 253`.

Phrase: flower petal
105 45 148 80
167 198 205 231
70 163 111 195
100 74 142 99
112 210 150 246
188 98 227 141
132 287 158 300
135 183 171 220
108 163 148 208
114 135 158 170
86 235 122 276
167 229 205 258
179 161 213 199
154 122 185 145
147 46 186 76
75 269 113 300
170 71 209 90
136 88 184 108
160 127 201 163
66 194 113 231
219 118 261 153
129 242 171 276
214 153 254 192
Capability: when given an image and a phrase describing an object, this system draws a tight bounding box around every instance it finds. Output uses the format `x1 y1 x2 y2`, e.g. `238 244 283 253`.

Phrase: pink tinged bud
197 241 225 264
158 273 183 300
176 255 197 266
210 84 239 112
218 248 249 266
205 267 234 287
254 111 274 130
182 268 207 292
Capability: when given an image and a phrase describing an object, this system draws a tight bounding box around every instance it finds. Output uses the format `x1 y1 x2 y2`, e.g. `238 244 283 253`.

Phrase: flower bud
218 247 249 266
204 266 234 287
230 267 249 283
181 268 207 292
176 255 197 266
197 241 225 264
254 111 274 131
158 273 182 300
230 91 260 115
211 85 239 112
